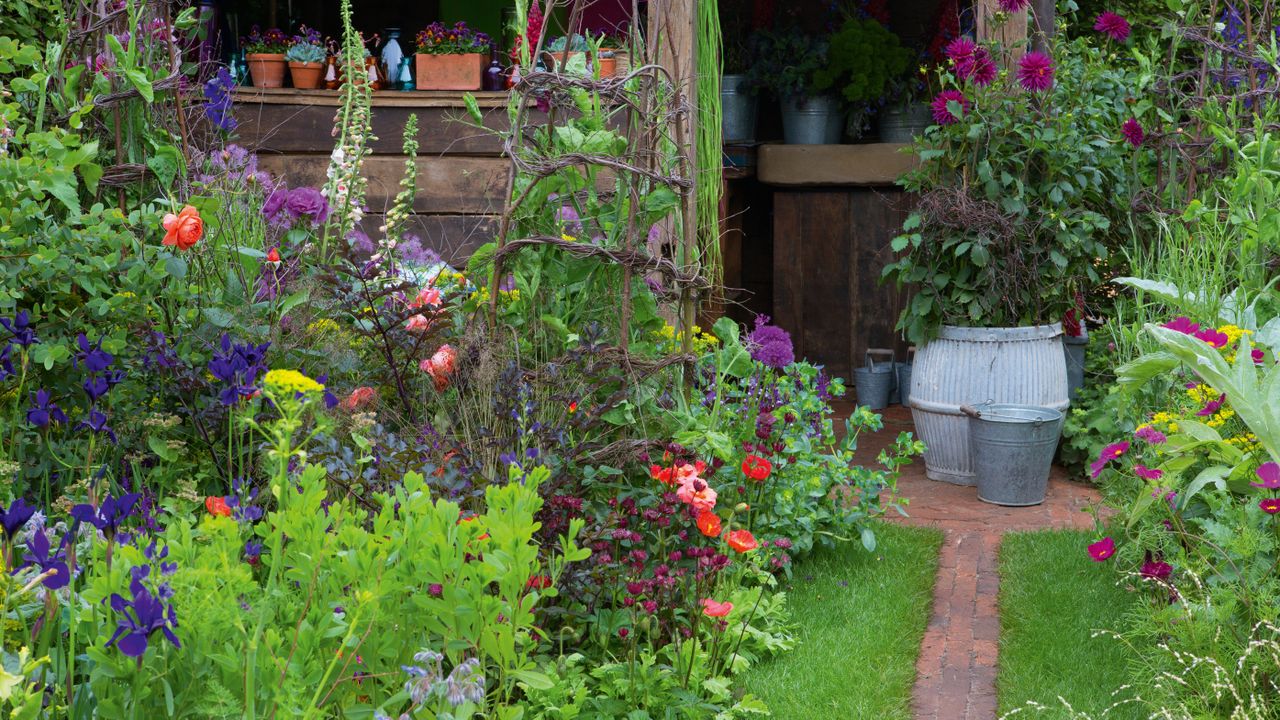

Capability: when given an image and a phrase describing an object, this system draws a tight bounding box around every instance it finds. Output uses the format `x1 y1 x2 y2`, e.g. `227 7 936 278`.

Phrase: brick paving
849 405 1104 720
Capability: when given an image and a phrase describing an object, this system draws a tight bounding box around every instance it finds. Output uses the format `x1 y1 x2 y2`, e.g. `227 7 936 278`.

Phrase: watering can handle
865 347 895 370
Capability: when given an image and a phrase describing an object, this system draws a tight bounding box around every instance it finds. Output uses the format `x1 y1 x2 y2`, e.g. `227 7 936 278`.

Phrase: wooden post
975 0 1028 61
1031 0 1055 52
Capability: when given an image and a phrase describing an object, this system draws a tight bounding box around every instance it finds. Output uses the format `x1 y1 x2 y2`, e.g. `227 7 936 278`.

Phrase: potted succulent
242 25 290 88
812 16 912 141
414 21 490 91
285 26 326 89
882 24 1146 484
745 27 839 144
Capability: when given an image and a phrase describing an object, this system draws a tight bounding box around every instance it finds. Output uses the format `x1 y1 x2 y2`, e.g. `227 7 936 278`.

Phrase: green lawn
998 530 1141 719
743 523 942 720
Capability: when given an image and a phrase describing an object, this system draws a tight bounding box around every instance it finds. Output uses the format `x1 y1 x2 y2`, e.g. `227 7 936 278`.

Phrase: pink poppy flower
1017 51 1054 91
1261 498 1280 515
1135 465 1163 480
1162 317 1200 335
1121 117 1145 147
1094 12 1131 42
931 90 969 125
1087 536 1115 562
700 598 733 617
1251 462 1280 489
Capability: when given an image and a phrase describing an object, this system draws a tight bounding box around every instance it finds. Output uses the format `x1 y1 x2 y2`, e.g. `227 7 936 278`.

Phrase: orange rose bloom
696 511 722 538
205 496 232 517
162 205 204 251
342 386 377 411
726 529 758 553
700 598 733 617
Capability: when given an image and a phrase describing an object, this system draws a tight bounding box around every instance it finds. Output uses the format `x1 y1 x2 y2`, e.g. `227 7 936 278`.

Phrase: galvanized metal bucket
721 74 758 143
963 403 1064 507
854 349 895 410
877 103 932 144
1063 326 1088 401
781 95 843 144
896 346 915 406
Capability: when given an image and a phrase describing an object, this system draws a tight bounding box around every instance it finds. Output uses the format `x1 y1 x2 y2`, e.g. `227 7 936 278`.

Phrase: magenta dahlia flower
944 37 977 63
1121 117 1145 147
998 0 1029 10
931 90 969 125
1017 51 1055 91
1094 12 1131 42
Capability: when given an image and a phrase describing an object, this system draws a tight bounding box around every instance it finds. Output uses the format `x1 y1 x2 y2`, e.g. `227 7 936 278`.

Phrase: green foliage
743 27 829 104
884 33 1153 343
812 17 912 133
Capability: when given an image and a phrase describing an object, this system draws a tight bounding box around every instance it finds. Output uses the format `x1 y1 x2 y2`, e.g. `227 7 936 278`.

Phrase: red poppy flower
568 401 578 414
700 598 733 617
726 529 758 553
741 454 772 481
205 496 232 517
696 511 722 538
266 247 281 264
526 574 552 590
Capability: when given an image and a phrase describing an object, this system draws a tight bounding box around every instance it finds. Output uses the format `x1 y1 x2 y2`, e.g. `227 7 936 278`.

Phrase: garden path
851 406 1104 720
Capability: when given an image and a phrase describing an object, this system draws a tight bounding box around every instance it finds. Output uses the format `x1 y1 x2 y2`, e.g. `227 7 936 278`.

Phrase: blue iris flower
0 499 36 542
18 529 69 590
71 493 142 540
106 571 181 658
0 311 38 346
26 390 68 428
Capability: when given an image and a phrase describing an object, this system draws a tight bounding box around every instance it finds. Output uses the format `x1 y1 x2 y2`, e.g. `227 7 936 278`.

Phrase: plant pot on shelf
781 95 843 144
721 74 757 143
909 324 1069 485
415 52 483 90
878 103 932 144
246 53 287 88
288 61 324 89
593 55 617 78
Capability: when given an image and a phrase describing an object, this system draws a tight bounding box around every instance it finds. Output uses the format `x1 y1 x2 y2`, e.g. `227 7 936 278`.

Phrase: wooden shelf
233 87 513 108
758 143 916 187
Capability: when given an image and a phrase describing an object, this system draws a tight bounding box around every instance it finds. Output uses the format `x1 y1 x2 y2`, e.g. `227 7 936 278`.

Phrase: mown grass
743 522 942 719
998 529 1141 719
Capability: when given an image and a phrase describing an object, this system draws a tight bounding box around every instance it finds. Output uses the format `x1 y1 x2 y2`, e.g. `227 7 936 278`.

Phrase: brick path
852 406 1104 720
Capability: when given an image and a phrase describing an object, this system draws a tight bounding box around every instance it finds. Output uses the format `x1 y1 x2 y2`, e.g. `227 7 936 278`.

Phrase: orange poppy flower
650 464 676 485
696 511 722 538
726 529 758 553
162 205 204 251
741 454 772 481
700 598 733 617
205 496 232 517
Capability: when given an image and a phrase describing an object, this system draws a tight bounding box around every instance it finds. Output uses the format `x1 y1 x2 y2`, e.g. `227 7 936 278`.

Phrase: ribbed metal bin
909 324 1069 485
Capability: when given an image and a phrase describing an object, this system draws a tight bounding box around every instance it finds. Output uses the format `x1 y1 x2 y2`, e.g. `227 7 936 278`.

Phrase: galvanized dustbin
962 403 1064 507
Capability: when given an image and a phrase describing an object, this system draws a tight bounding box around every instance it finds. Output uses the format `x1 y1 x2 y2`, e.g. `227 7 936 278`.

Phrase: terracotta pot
288 61 324 89
594 55 617 78
415 53 483 90
247 53 286 88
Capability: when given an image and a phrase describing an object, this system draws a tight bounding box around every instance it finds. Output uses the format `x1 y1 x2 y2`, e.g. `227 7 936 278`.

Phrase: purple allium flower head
931 90 969 125
747 315 794 369
1017 51 1055 91
1121 117 1145 147
1094 12 1131 42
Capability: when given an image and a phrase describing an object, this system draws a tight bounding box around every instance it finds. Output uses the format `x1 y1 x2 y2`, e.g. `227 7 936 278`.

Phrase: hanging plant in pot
414 21 490 91
882 19 1149 485
242 25 290 88
285 26 326 89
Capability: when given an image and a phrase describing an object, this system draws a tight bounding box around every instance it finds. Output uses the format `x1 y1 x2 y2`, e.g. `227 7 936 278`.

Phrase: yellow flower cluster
1148 412 1180 433
467 286 520 305
307 318 341 335
653 323 719 354
435 269 470 289
1185 383 1220 405
263 369 325 396
1205 407 1236 429
1218 325 1251 345
1226 433 1261 452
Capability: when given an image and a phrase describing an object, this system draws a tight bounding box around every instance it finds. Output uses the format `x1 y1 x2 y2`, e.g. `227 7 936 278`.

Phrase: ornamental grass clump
884 8 1154 343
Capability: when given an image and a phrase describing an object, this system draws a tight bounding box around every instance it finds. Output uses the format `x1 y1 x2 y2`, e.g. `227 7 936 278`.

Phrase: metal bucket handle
865 347 895 371
960 402 1050 427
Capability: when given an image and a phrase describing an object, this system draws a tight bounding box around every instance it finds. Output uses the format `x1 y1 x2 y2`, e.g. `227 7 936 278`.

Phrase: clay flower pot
415 53 483 90
594 55 617 78
247 53 287 88
288 61 324 89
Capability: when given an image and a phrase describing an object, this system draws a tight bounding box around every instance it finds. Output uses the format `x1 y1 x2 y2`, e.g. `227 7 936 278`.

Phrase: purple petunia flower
747 316 795 369
931 90 970 125
1094 12 1131 42
1122 117 1145 147
1017 51 1055 92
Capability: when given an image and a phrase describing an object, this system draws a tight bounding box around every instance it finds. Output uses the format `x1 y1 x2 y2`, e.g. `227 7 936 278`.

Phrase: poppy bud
266 247 281 264
734 503 749 513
